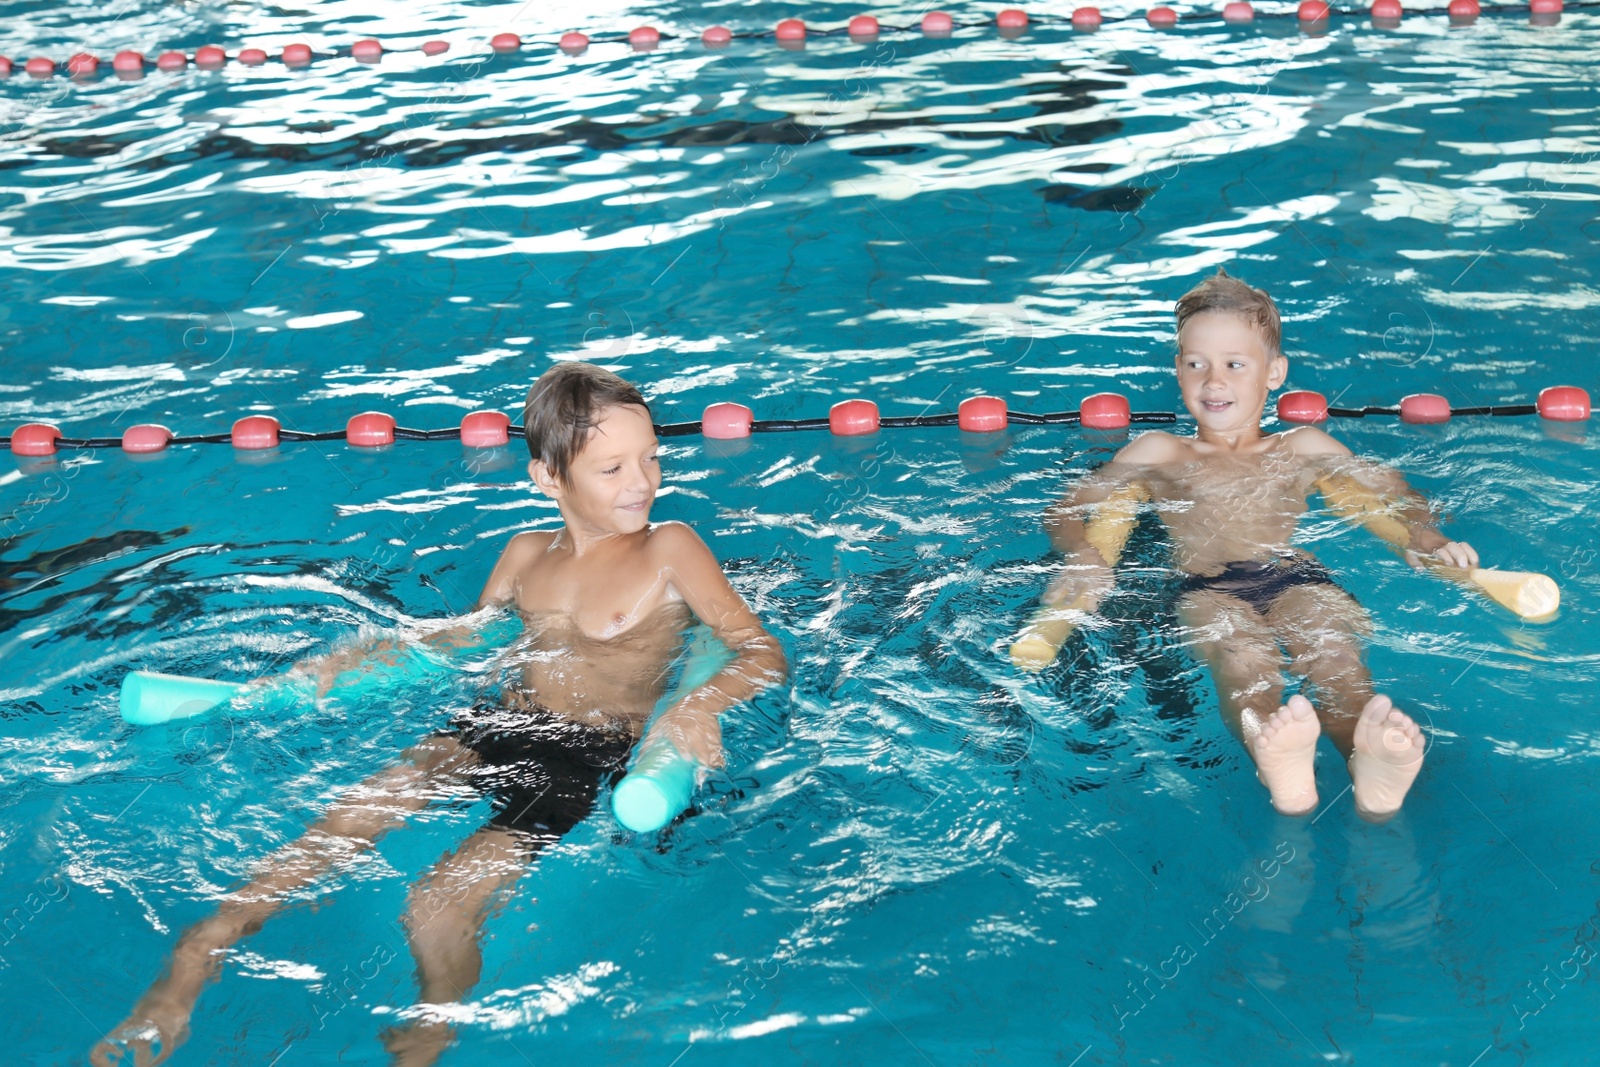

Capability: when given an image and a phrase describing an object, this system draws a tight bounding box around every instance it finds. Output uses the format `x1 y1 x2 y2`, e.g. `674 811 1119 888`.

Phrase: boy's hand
1043 565 1114 611
1406 540 1479 571
646 704 725 769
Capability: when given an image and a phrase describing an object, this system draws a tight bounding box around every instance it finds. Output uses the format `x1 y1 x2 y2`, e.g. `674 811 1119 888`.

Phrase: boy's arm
411 531 548 650
645 522 788 767
1013 436 1166 672
1293 427 1478 569
1040 434 1172 607
294 533 543 694
1297 428 1561 618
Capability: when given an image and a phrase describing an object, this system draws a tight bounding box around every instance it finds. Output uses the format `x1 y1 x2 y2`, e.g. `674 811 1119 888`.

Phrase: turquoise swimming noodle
611 626 734 833
118 613 523 726
119 671 250 725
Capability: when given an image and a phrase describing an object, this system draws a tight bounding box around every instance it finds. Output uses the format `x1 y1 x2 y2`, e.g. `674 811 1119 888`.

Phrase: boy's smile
1176 310 1288 445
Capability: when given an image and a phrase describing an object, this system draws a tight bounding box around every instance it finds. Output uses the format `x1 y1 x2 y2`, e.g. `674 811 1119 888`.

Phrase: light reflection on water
1 4 1598 1064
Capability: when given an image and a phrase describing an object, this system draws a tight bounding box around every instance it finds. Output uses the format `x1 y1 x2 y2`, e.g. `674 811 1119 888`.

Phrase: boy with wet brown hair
1023 270 1478 821
94 362 787 1067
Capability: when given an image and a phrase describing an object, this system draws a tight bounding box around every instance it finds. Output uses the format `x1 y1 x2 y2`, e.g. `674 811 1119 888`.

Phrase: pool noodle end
1451 566 1560 620
119 671 248 725
613 743 700 832
1010 600 1095 673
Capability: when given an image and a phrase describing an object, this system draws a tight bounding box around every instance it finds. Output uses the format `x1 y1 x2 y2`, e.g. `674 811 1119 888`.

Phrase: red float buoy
1537 385 1590 422
460 410 511 448
1080 393 1131 431
702 26 732 46
347 411 396 447
156 51 187 71
958 396 1008 433
421 40 450 55
996 9 1029 28
282 43 313 66
1147 7 1179 25
1399 393 1451 425
1223 1 1255 21
1529 0 1561 11
122 424 172 454
775 18 807 40
1447 0 1479 19
112 50 145 72
849 15 881 37
67 53 99 76
238 48 267 66
830 399 880 437
1277 390 1328 424
490 32 522 51
702 402 754 440
560 32 590 53
0 57 12 77
231 415 280 450
25 57 55 78
195 45 226 68
629 26 660 49
351 38 383 61
1072 7 1103 27
1298 0 1331 19
10 423 61 457
1370 0 1403 17
922 11 954 33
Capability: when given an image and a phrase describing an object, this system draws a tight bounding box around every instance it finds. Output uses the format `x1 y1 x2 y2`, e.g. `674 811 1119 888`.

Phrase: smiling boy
93 362 787 1067
1034 271 1477 821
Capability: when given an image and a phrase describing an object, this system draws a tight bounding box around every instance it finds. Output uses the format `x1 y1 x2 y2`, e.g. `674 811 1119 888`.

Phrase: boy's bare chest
1148 452 1315 523
512 551 682 641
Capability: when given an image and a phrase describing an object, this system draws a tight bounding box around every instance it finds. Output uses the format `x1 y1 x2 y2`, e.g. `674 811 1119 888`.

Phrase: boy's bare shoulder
1276 425 1352 459
645 520 712 557
503 529 557 562
1115 430 1188 466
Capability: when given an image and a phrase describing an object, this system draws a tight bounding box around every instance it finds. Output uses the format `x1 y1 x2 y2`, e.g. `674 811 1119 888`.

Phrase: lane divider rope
2 386 1589 457
2 2 1588 81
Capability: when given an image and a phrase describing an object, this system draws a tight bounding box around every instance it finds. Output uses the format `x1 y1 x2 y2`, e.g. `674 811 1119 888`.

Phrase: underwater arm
1309 440 1476 565
286 533 541 695
1014 445 1161 672
647 523 788 766
1311 446 1558 619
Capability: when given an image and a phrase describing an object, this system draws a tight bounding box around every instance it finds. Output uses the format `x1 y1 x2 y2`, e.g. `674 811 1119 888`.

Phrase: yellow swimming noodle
1012 483 1149 672
1010 595 1095 674
1315 474 1560 620
1083 482 1150 567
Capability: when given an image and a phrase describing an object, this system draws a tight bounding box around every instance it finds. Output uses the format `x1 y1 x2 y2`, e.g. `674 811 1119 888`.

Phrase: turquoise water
3 3 1600 1064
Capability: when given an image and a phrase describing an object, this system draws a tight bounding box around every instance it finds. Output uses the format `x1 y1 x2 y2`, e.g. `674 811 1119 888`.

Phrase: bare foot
89 1006 188 1067
1349 694 1424 822
1248 695 1322 816
382 1013 457 1067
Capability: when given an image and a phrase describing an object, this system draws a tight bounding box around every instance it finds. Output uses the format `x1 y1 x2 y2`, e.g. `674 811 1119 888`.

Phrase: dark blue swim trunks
1178 555 1341 616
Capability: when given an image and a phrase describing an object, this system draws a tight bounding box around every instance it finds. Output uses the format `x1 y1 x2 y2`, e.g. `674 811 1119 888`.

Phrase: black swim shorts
440 703 635 839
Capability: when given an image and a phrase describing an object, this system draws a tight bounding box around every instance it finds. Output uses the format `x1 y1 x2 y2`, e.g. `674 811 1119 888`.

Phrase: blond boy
1040 272 1476 820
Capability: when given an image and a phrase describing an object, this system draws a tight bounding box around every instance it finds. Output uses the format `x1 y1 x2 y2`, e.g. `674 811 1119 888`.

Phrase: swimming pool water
3 3 1599 1064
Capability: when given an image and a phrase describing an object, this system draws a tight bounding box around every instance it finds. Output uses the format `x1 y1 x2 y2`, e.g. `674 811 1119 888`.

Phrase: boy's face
1175 310 1287 436
531 404 660 536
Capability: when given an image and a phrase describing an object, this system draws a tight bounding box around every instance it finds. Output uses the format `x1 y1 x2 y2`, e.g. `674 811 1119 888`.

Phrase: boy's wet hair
1174 268 1283 356
523 362 652 483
